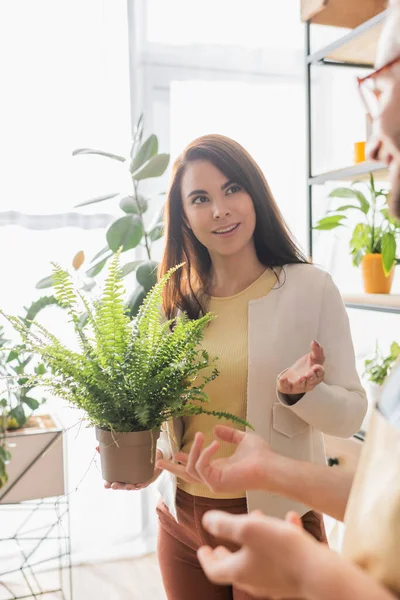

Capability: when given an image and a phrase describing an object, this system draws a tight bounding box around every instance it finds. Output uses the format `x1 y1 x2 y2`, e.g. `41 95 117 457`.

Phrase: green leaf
36 275 54 290
313 215 347 230
119 195 148 215
390 342 400 359
136 261 159 291
22 397 40 410
126 285 147 318
86 253 113 278
132 154 169 181
9 405 27 428
0 446 11 462
329 204 364 213
119 261 143 278
91 246 110 263
35 363 46 375
381 232 396 276
106 216 144 253
130 135 159 174
75 192 119 208
329 187 369 214
0 399 8 408
6 350 18 363
72 148 126 162
148 224 164 242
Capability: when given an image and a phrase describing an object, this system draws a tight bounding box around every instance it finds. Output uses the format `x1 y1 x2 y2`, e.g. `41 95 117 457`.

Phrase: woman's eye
193 195 209 204
226 184 241 195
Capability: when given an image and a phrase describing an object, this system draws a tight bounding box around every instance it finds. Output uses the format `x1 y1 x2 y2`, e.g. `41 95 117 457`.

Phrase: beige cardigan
156 263 367 521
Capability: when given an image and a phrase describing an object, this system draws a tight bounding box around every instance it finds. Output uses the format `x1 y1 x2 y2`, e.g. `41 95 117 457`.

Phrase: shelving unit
305 10 397 316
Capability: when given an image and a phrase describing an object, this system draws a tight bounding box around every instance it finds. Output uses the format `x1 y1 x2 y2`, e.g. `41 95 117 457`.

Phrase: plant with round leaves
314 174 400 276
2 254 253 439
36 116 169 317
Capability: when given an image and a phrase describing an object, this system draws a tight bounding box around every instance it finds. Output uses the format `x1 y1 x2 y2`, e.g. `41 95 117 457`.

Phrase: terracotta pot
95 427 160 484
361 254 395 294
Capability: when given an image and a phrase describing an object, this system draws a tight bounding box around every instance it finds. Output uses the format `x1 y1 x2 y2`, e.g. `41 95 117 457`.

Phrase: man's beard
389 161 400 221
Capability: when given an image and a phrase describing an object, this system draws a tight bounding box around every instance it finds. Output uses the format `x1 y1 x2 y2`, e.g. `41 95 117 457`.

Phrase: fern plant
1 255 251 434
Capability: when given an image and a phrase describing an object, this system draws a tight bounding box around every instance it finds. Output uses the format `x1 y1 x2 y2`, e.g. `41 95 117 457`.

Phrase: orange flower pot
361 254 395 294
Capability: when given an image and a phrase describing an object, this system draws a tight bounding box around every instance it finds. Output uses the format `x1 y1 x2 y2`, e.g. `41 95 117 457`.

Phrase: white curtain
0 0 158 565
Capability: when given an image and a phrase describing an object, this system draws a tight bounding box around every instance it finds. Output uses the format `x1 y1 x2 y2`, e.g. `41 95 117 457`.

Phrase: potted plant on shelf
36 116 168 317
2 255 251 486
0 297 65 502
363 341 400 404
314 174 400 294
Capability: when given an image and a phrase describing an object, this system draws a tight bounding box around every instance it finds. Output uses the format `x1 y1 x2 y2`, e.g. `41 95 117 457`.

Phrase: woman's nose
213 203 231 219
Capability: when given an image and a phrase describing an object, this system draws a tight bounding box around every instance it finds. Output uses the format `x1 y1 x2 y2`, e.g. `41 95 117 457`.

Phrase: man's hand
197 511 316 599
277 340 325 396
156 426 283 494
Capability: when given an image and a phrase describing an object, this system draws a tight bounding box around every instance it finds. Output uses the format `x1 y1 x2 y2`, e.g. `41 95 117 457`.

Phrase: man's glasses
357 54 400 120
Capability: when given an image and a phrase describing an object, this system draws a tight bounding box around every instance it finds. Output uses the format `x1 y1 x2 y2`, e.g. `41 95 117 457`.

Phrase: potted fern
314 174 400 293
1 255 250 485
364 341 400 400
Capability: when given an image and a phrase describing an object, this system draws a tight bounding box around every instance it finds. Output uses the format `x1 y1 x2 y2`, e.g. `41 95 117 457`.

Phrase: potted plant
2 255 251 486
314 174 400 293
36 116 168 317
363 341 400 404
0 297 65 502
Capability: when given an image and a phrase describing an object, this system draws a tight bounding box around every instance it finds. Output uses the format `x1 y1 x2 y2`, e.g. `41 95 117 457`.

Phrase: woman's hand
277 340 325 396
156 426 283 494
97 447 163 491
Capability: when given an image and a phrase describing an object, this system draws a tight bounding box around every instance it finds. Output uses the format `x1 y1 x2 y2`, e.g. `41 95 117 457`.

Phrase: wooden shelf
342 293 400 314
308 10 387 67
309 161 388 185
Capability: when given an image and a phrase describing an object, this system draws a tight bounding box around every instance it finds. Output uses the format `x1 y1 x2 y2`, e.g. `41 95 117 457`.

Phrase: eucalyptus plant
3 255 251 435
36 116 169 317
314 174 400 275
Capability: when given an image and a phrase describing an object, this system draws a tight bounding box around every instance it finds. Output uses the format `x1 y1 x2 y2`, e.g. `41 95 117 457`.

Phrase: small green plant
364 341 400 386
0 296 59 488
3 255 251 435
314 174 400 275
36 116 169 317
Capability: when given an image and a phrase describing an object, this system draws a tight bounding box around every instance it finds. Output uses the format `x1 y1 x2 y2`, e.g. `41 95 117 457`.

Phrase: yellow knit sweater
179 268 278 499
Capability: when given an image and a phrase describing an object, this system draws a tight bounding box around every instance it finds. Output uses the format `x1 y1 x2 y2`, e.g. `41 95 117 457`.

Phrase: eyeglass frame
357 54 400 119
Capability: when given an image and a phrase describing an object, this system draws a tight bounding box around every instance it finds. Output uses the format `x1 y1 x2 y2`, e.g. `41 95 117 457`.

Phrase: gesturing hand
277 340 325 396
156 426 282 495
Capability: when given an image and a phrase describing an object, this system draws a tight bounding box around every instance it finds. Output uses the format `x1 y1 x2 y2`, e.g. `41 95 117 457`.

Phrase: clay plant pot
361 254 395 294
95 427 160 484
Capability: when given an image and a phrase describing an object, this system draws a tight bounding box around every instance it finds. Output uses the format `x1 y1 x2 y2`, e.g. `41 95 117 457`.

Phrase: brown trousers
157 488 327 600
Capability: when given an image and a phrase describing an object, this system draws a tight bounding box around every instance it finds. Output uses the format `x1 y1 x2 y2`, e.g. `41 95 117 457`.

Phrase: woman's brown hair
159 134 308 320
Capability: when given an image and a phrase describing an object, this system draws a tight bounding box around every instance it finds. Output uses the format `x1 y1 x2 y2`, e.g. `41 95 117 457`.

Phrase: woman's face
180 160 257 260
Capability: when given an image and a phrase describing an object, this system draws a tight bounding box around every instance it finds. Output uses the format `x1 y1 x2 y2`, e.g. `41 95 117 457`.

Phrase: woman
107 134 367 600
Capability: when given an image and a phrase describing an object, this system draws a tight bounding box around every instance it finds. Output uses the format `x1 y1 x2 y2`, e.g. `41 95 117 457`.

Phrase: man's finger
196 440 220 482
197 545 239 585
187 432 204 476
202 511 249 545
285 511 303 530
214 425 246 446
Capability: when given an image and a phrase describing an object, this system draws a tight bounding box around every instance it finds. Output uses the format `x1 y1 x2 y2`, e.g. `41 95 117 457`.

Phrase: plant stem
133 181 152 261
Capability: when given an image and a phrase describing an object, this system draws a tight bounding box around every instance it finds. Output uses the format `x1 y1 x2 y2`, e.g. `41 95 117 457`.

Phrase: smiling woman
102 134 367 600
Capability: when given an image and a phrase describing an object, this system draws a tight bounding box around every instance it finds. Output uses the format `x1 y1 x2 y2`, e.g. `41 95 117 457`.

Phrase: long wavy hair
159 134 308 319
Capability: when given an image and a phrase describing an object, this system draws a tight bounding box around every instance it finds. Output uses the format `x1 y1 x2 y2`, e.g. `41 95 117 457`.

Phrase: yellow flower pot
361 254 395 294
